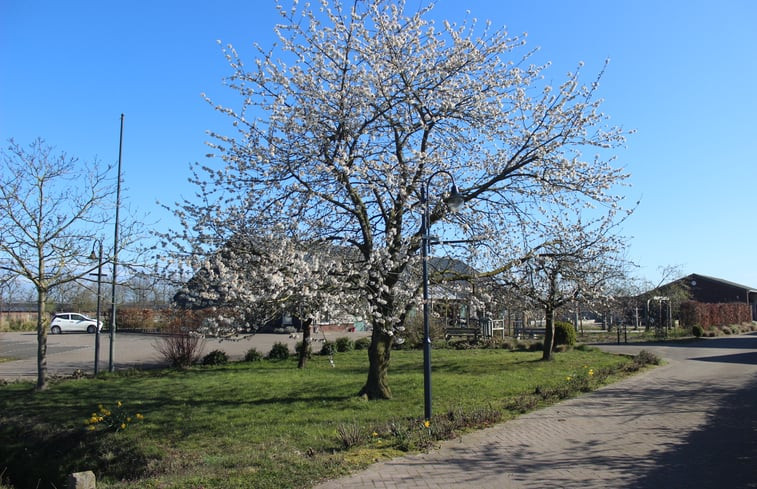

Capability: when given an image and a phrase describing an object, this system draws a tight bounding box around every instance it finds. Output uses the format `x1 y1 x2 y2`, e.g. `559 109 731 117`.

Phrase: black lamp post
109 113 124 373
421 170 465 422
89 239 104 376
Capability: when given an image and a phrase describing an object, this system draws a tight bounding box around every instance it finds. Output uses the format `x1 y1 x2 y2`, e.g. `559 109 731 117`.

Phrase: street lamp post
421 171 464 422
89 240 104 376
109 113 124 373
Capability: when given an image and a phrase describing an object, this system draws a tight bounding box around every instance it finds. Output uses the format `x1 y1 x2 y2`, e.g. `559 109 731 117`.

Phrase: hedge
679 301 751 328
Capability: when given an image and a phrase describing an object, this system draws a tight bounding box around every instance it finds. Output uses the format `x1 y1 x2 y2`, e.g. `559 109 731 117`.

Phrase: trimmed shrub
354 337 371 350
296 340 312 360
244 348 263 362
691 324 703 338
202 349 229 366
635 349 661 366
680 300 751 328
268 342 290 360
554 321 577 347
319 341 335 356
334 337 354 352
115 307 156 330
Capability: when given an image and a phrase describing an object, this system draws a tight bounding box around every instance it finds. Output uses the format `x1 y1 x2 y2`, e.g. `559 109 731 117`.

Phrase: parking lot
0 329 371 381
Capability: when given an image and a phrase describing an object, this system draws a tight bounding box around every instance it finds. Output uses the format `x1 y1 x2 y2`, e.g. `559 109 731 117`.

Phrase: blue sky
2 0 756 288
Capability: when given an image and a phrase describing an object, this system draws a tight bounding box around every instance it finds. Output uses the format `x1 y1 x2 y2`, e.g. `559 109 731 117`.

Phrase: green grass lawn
0 346 647 489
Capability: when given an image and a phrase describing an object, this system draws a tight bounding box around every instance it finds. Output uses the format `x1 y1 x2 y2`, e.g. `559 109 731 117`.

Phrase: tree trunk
36 288 48 390
542 304 555 361
358 328 392 399
297 318 313 369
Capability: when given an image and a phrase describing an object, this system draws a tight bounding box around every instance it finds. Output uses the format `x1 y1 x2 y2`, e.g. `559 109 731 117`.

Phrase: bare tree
0 138 117 389
164 0 632 399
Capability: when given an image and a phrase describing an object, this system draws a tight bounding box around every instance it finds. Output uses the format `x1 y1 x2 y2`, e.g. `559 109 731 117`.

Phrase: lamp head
444 183 465 212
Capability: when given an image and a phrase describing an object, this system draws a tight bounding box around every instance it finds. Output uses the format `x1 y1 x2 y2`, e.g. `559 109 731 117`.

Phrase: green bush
296 340 312 360
243 348 263 362
554 321 577 347
636 349 661 366
319 341 335 356
691 324 703 338
202 350 229 366
334 337 354 352
354 337 371 350
267 342 290 360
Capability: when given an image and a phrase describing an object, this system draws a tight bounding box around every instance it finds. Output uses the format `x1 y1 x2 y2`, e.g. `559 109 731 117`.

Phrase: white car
50 313 102 334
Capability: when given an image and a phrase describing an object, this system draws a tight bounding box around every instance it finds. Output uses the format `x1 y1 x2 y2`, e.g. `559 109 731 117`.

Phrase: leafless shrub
154 324 206 368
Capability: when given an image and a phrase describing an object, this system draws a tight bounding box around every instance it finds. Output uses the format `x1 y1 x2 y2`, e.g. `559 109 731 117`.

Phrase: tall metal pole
93 240 103 376
421 184 432 422
420 170 465 423
109 114 124 372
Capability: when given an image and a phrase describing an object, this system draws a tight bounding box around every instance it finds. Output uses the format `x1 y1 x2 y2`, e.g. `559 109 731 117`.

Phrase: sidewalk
313 334 757 489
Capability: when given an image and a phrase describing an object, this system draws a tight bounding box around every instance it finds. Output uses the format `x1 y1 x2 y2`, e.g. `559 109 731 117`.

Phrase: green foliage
85 400 145 433
320 340 335 356
295 340 311 360
267 342 290 360
554 321 577 347
202 349 229 366
334 337 354 352
691 324 703 338
243 348 263 362
354 337 371 350
620 350 663 373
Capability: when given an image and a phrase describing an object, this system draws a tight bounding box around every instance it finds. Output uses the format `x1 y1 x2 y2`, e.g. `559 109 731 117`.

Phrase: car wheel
51 325 62 334
87 325 96 334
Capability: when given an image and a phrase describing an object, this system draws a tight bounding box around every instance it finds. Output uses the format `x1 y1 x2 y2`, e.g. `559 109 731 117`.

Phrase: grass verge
0 347 655 488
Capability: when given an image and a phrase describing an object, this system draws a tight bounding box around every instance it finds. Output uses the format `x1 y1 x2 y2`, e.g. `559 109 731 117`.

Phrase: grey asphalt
2 331 756 488
0 330 370 381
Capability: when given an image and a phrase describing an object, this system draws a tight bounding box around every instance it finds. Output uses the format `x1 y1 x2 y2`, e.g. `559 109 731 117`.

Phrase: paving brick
314 334 757 489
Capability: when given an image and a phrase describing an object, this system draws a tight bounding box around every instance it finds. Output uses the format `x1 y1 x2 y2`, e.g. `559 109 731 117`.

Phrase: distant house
654 273 757 321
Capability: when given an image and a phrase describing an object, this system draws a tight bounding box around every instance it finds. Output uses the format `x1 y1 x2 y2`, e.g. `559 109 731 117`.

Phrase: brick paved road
313 334 757 489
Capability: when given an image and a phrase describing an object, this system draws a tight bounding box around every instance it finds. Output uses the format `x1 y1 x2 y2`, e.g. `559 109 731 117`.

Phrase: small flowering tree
163 0 632 399
503 209 630 360
170 232 362 368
